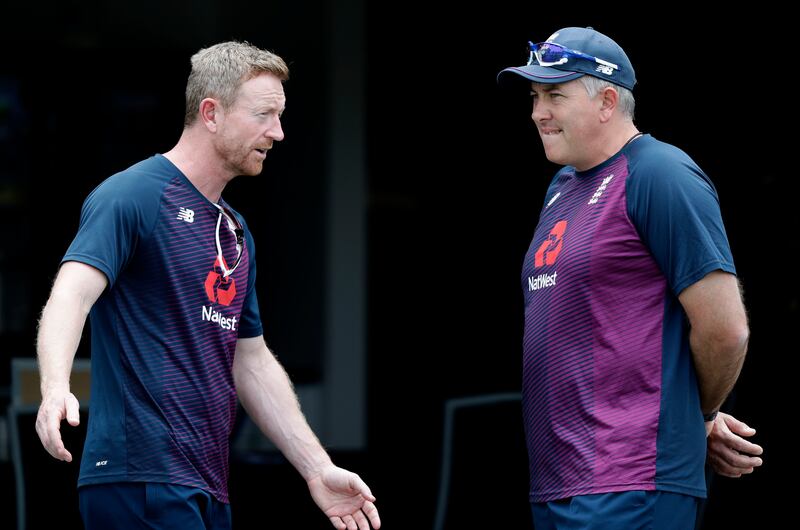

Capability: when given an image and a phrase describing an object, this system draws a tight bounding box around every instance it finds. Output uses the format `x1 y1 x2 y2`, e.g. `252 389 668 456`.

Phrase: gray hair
578 76 635 120
184 41 289 126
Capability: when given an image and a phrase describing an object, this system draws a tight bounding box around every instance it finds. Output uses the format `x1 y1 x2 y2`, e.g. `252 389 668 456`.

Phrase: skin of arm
678 270 749 415
233 336 333 479
36 261 108 462
233 336 380 530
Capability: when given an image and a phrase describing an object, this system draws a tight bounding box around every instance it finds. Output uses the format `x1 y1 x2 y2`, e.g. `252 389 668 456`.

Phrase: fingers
710 439 763 469
363 501 381 529
709 457 748 478
349 474 375 502
716 420 763 456
708 448 757 477
352 509 372 530
37 413 72 462
708 430 763 478
728 436 763 456
65 393 81 427
713 444 763 470
328 503 380 530
720 412 756 436
348 474 380 528
35 394 77 462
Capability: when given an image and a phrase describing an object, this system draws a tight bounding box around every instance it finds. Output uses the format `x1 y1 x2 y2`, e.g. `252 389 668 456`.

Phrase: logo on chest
177 207 195 223
528 220 567 292
205 256 237 306
534 220 567 267
588 174 614 205
201 256 239 332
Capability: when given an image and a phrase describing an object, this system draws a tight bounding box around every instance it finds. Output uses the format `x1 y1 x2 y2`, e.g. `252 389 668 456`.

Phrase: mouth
254 148 268 158
540 128 562 137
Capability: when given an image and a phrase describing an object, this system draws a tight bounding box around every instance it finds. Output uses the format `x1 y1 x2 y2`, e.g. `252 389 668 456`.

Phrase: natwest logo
528 271 557 291
534 220 567 268
527 220 566 293
205 256 237 306
202 305 238 331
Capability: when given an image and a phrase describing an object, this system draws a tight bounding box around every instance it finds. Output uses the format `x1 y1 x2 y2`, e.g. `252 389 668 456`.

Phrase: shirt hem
530 481 706 503
78 473 229 504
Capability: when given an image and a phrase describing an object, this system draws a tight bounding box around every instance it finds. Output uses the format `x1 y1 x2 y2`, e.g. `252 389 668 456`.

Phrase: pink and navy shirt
63 154 262 503
522 134 735 502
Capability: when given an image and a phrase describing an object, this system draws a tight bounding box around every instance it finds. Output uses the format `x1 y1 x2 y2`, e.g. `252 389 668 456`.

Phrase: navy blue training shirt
63 154 262 502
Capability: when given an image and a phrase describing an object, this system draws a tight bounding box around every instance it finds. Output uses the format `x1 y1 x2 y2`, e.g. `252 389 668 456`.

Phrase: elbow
719 322 750 359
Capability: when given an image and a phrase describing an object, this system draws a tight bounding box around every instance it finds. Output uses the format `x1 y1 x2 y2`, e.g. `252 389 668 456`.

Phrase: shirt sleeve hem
61 254 116 286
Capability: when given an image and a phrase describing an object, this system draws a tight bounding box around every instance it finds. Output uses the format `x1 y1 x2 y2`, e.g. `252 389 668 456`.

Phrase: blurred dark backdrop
1 1 795 528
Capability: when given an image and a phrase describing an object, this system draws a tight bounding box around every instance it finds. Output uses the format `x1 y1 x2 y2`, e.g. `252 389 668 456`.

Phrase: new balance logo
546 192 561 208
177 207 195 223
588 174 614 205
596 65 614 76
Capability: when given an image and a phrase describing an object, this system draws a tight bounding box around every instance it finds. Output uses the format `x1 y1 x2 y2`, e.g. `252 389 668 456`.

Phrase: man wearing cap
499 27 762 528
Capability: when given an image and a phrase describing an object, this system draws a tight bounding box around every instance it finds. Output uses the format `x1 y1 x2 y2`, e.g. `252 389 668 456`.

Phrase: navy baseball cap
498 27 636 90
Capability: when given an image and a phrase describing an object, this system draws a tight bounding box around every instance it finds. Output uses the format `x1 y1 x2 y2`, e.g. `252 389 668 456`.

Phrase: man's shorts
531 490 699 530
79 482 232 530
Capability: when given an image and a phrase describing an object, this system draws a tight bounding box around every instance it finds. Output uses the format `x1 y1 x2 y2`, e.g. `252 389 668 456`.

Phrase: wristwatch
703 410 719 422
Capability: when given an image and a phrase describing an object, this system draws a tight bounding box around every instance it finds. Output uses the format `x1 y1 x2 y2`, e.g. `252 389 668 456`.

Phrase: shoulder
88 155 177 203
546 165 576 191
539 166 575 210
625 136 716 196
628 136 697 172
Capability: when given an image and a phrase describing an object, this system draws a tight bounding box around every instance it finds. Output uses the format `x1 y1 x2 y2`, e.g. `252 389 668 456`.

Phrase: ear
598 86 619 123
199 98 221 133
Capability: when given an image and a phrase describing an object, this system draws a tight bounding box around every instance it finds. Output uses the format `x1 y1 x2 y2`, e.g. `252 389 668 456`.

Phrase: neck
576 122 640 172
162 126 233 203
608 123 642 155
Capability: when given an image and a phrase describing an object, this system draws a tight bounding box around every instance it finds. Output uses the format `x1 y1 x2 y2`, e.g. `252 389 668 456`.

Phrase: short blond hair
184 41 289 126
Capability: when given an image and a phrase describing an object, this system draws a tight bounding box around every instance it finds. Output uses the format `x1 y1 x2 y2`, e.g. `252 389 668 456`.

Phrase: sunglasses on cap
527 41 619 71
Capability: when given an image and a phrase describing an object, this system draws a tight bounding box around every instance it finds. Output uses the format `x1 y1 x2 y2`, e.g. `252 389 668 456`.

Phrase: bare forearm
690 327 748 413
233 342 332 480
680 271 749 414
37 262 107 395
38 285 92 394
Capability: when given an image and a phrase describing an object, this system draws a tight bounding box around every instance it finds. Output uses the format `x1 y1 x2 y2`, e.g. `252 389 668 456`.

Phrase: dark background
1 1 795 528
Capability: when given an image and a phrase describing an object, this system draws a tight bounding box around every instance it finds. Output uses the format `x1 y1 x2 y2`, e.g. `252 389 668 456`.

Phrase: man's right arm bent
678 270 749 416
36 261 107 462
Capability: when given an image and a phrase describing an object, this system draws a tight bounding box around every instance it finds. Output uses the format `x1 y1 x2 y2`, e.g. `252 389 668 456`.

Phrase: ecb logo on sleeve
205 256 237 306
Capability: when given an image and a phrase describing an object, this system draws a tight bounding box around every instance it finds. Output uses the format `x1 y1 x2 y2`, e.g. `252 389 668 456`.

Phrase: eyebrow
531 84 563 93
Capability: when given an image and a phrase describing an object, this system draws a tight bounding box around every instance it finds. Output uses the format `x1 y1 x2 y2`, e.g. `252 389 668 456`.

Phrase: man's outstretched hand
307 465 381 530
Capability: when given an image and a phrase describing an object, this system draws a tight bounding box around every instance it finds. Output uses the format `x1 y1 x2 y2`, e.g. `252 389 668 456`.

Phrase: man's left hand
307 465 381 530
706 412 763 478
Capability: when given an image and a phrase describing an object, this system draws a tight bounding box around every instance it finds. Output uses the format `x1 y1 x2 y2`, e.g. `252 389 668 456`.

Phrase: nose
268 116 285 142
531 98 551 123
